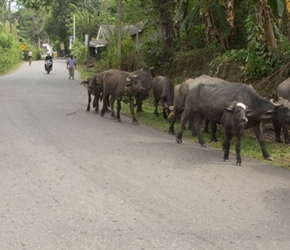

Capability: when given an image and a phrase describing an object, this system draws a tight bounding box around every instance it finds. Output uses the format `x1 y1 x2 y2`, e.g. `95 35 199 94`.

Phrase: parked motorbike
44 60 52 74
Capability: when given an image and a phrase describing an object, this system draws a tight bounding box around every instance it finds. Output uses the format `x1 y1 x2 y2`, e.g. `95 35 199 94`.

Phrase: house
89 21 145 60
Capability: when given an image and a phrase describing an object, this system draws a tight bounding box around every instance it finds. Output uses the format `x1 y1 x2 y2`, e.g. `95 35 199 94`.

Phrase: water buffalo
132 67 153 113
221 101 254 166
81 74 103 113
153 76 174 119
100 69 144 124
167 81 199 137
274 78 290 143
175 75 287 161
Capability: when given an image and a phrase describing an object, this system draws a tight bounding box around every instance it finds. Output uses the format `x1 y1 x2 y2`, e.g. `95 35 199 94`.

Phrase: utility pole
73 14 76 42
86 1 92 67
8 0 12 33
117 0 121 69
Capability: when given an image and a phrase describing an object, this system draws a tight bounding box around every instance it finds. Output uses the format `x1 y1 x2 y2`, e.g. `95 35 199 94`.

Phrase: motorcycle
44 60 52 74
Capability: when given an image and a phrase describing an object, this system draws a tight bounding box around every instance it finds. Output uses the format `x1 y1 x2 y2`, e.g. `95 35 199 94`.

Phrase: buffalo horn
270 99 280 107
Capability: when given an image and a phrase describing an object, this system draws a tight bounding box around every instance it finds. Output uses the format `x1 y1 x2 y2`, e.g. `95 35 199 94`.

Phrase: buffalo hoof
223 158 228 162
176 138 182 144
115 119 121 122
100 112 105 117
264 156 274 161
95 111 99 114
86 109 90 112
201 143 208 148
168 130 176 135
133 121 139 125
236 162 243 166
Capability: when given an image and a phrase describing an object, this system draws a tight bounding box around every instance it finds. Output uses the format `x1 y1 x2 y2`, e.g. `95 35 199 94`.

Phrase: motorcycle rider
44 52 53 70
28 50 32 65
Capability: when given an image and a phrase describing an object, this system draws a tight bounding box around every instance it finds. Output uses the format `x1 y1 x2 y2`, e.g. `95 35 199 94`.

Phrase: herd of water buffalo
81 67 290 166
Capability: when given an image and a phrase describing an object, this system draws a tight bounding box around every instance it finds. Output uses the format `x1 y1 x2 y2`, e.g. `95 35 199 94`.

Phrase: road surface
0 59 290 250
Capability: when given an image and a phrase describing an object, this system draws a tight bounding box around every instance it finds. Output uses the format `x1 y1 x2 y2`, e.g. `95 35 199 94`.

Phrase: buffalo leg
210 121 218 142
194 113 208 147
253 123 272 160
87 93 91 112
282 124 290 143
116 99 121 122
204 119 210 133
94 91 101 114
110 97 115 118
188 116 197 137
154 98 160 117
160 98 168 120
176 110 192 144
236 134 242 166
130 97 139 125
273 119 283 143
223 133 232 162
100 91 109 117
168 111 177 135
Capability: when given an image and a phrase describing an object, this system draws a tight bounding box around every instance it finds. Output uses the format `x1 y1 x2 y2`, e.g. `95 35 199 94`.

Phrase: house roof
90 21 145 48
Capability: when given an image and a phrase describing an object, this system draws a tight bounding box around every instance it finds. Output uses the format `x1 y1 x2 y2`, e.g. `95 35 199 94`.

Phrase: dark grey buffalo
274 78 290 143
168 81 198 137
100 69 144 124
153 76 174 119
175 75 287 161
221 101 254 166
81 74 103 113
132 67 153 113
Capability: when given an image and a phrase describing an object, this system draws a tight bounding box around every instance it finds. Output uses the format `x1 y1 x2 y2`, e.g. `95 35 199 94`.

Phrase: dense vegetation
1 0 290 167
1 1 290 86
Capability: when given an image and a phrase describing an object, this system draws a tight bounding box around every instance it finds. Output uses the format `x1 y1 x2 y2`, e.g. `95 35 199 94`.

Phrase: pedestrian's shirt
28 51 32 56
67 58 76 68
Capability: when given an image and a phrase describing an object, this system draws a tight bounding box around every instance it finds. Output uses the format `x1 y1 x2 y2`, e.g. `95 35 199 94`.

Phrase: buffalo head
125 75 145 92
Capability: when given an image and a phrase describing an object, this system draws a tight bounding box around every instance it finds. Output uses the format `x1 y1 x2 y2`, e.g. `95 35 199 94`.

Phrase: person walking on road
67 55 77 80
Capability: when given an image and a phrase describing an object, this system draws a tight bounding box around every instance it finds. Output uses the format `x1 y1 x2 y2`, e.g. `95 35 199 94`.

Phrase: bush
0 32 22 73
71 38 87 64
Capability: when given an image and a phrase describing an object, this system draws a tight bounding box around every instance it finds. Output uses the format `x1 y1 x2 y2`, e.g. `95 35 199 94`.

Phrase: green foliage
97 36 140 71
139 36 167 70
71 38 87 64
209 7 290 81
0 32 22 73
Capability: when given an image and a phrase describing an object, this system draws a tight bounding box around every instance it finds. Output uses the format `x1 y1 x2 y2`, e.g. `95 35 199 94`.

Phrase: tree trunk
260 0 277 48
152 0 175 50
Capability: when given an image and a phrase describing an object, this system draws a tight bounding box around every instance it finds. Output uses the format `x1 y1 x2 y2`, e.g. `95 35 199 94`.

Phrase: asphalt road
0 59 290 250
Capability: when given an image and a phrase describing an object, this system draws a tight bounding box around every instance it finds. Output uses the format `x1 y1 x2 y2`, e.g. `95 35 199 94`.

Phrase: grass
0 61 24 76
78 67 290 170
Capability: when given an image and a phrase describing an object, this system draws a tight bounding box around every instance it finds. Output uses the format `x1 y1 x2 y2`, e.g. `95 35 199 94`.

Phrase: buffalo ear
245 108 257 117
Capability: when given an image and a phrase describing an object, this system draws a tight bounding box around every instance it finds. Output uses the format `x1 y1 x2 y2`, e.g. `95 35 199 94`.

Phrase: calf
81 74 102 113
221 102 255 166
153 76 174 119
